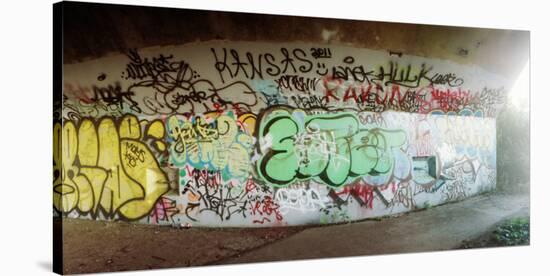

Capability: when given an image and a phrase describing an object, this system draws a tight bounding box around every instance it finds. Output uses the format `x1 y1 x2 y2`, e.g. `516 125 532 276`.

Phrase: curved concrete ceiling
60 2 529 84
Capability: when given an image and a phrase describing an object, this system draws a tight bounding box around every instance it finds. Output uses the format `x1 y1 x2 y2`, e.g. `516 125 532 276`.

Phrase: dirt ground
217 192 529 265
458 214 530 249
57 192 529 274
57 219 306 274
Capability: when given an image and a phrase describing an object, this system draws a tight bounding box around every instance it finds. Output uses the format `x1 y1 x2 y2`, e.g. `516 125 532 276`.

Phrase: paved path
217 192 529 265
60 192 529 273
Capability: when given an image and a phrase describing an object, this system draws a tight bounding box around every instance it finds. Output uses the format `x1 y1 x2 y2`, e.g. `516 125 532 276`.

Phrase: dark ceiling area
60 1 529 81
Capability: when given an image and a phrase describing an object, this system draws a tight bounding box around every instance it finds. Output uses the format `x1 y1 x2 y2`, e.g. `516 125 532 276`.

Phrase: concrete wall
60 2 529 82
56 39 507 227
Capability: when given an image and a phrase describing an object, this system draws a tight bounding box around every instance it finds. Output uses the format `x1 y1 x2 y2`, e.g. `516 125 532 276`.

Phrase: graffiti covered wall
55 42 505 227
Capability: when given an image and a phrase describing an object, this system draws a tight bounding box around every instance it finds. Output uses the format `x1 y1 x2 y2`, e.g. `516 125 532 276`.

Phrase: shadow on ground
58 191 529 274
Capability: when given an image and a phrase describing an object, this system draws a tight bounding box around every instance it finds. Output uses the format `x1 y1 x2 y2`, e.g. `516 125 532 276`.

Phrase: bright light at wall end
508 62 529 111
